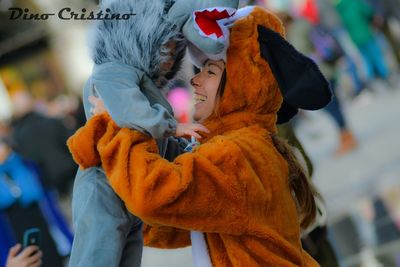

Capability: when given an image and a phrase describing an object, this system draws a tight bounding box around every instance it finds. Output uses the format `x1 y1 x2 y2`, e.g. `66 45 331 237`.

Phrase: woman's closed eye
206 66 219 76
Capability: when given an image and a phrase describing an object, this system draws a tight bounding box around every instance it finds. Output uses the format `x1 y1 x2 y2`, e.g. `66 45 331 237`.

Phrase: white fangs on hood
193 7 237 41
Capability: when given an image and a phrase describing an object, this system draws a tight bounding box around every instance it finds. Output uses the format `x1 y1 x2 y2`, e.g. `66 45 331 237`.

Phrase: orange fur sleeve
68 114 253 234
98 126 250 234
67 114 190 248
67 113 111 169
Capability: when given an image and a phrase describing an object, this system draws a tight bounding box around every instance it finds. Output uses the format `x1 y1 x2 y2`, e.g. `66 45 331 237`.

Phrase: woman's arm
68 114 250 234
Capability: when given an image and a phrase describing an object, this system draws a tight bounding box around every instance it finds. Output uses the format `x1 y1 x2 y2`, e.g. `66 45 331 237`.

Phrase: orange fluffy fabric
67 7 319 267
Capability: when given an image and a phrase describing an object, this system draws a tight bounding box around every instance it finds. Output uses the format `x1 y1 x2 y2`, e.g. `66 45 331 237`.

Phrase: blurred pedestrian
335 0 390 82
280 13 357 155
0 137 43 210
365 0 400 67
46 94 86 133
9 89 77 196
6 244 42 267
0 136 63 267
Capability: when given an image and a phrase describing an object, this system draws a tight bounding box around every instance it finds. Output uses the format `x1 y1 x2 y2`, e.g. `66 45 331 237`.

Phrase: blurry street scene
296 81 400 267
1 0 400 266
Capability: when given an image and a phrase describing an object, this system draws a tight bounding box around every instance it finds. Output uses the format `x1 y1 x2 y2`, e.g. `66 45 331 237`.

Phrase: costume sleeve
66 114 107 169
68 114 250 235
89 63 177 138
143 224 191 248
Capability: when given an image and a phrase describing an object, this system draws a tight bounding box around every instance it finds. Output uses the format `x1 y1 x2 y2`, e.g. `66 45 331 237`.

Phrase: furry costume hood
89 0 186 88
202 7 285 138
201 6 330 139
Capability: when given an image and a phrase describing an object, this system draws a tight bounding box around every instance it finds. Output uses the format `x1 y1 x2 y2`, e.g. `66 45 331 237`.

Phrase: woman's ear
257 25 332 123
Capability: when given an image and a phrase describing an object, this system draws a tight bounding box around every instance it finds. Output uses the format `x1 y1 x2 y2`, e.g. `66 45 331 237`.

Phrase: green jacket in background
335 0 374 46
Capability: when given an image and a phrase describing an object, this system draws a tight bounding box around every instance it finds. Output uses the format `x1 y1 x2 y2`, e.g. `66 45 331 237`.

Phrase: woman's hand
89 95 107 115
6 244 42 267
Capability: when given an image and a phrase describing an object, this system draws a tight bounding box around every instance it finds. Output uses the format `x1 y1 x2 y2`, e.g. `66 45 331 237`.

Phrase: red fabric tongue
194 9 231 38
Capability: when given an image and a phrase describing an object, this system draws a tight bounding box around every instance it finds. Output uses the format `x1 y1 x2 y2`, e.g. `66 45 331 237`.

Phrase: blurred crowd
0 0 399 266
262 0 400 157
0 89 84 267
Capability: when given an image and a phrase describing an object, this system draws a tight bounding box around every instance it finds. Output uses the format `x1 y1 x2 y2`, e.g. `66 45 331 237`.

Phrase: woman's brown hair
212 69 227 117
271 134 320 228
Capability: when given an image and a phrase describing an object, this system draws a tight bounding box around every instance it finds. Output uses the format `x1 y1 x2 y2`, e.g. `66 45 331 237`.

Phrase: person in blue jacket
0 136 63 267
0 136 43 210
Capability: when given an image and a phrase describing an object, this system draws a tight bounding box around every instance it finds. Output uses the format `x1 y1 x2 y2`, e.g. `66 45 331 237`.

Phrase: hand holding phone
23 228 41 249
6 244 42 267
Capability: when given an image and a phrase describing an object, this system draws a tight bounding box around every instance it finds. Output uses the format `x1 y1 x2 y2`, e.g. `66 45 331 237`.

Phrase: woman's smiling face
191 60 225 122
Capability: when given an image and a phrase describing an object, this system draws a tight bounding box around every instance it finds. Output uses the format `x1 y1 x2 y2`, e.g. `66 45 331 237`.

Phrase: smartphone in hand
23 228 41 249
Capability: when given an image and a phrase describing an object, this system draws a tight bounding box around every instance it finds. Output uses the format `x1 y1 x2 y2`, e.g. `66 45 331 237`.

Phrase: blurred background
0 0 399 266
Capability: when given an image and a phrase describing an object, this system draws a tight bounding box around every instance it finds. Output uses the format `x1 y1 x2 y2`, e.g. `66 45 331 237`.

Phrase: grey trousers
68 168 143 267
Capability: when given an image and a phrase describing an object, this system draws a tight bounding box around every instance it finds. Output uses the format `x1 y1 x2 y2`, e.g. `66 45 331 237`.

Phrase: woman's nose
190 74 201 87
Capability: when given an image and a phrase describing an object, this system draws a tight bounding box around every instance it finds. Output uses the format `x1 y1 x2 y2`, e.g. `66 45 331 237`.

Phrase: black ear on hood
257 25 332 124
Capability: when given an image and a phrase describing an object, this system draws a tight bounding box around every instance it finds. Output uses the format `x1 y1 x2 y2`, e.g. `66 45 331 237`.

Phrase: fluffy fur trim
89 0 186 86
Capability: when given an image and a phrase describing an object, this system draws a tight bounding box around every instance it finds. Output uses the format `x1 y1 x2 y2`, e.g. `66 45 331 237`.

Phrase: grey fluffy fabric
89 0 186 87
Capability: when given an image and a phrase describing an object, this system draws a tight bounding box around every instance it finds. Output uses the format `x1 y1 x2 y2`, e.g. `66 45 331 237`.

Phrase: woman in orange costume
68 6 332 266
